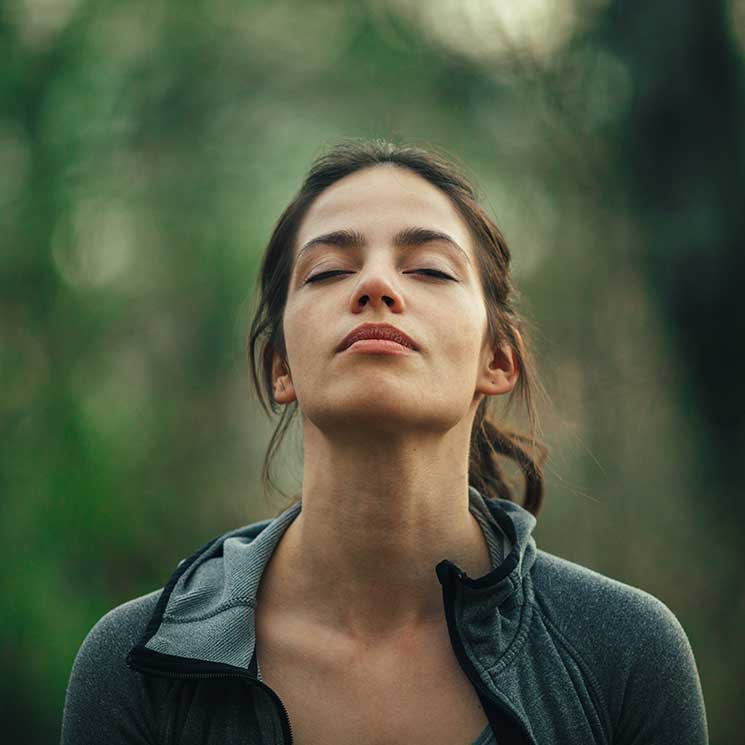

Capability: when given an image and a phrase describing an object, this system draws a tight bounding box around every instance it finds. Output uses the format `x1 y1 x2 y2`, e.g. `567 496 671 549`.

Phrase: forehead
295 164 472 256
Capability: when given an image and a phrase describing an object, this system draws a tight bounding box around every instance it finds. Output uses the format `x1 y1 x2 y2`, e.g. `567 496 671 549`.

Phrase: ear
475 328 520 398
271 347 297 405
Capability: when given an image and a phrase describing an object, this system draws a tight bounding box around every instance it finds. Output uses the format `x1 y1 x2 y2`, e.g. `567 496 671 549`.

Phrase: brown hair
246 138 549 517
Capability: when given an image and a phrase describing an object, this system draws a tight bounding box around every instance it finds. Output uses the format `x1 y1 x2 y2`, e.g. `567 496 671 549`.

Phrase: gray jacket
61 487 708 744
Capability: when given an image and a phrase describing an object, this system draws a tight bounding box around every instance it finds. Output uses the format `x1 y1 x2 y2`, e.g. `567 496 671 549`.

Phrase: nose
349 266 404 311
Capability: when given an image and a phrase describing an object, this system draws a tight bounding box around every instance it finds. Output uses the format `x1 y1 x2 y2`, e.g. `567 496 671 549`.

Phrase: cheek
282 301 328 371
281 305 303 370
437 304 484 354
436 309 486 383
440 338 482 389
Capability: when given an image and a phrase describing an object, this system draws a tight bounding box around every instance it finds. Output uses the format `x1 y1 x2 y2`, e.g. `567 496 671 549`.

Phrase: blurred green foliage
2 0 744 742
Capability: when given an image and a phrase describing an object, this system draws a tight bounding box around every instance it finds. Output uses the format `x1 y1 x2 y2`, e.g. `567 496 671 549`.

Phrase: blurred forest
1 0 744 742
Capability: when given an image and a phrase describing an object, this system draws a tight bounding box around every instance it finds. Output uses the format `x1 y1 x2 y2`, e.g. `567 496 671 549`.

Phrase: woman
61 140 708 745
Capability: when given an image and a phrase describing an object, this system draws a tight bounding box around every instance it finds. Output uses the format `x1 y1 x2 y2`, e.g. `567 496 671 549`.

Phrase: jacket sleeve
613 592 709 745
61 590 164 745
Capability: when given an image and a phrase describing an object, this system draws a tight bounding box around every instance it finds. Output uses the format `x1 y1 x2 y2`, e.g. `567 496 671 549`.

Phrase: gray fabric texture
61 487 708 744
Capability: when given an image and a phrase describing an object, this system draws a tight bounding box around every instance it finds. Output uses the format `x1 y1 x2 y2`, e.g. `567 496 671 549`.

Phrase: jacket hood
127 486 538 679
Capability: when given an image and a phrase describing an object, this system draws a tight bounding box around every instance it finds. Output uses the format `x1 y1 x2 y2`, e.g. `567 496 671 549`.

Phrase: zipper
436 560 533 745
126 646 294 744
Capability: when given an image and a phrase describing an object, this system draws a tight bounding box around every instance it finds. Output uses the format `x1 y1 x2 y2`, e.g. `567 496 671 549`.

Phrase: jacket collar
127 486 537 679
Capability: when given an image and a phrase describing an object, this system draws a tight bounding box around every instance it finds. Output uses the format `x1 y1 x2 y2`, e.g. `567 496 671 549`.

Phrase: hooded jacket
61 487 708 744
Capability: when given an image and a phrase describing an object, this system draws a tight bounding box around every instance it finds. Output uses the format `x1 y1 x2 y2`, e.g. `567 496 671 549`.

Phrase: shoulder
80 588 162 653
531 548 691 645
529 548 707 741
62 588 166 744
531 547 680 626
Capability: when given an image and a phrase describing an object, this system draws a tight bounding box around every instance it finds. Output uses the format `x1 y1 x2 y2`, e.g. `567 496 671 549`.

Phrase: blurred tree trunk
608 0 745 533
606 0 745 734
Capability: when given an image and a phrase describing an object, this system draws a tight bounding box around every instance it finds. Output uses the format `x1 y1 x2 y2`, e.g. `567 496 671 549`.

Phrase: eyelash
305 269 455 284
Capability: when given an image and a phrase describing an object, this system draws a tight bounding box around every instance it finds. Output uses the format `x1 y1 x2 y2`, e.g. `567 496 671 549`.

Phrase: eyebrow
296 226 471 266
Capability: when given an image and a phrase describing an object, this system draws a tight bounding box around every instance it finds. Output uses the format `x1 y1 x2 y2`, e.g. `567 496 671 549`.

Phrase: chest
254 612 490 745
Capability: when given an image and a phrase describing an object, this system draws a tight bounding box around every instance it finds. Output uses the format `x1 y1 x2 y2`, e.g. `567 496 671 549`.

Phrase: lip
336 323 419 353
341 339 415 355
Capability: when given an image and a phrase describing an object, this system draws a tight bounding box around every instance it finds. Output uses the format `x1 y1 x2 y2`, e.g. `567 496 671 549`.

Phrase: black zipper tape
436 559 533 745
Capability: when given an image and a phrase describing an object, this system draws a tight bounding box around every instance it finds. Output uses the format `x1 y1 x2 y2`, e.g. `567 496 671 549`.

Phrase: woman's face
275 164 496 437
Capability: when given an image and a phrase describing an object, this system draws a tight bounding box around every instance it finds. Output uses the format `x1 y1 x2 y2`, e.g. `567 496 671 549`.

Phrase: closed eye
305 269 455 284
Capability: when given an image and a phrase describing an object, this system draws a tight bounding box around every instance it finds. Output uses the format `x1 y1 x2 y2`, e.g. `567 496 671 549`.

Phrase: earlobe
497 326 522 387
273 374 296 404
479 339 519 397
271 349 295 404
494 342 519 385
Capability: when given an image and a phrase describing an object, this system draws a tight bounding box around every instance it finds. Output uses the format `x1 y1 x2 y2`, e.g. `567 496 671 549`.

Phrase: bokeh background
2 0 744 741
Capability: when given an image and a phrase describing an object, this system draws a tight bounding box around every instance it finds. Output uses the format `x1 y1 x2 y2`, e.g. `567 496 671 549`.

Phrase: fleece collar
129 486 538 681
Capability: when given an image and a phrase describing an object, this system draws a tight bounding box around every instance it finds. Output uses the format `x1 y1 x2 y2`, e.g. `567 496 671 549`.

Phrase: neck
259 422 494 643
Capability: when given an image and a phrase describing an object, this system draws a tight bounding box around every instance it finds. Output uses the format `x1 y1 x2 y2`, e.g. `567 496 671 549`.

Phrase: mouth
337 323 419 353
